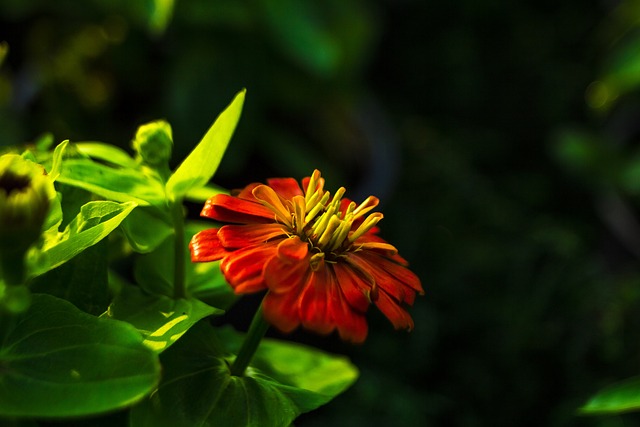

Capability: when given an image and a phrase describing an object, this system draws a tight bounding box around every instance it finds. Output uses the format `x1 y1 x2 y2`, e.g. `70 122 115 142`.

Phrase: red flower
189 170 423 343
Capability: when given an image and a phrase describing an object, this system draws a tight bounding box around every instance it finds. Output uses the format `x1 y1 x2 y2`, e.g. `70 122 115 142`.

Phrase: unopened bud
132 120 173 167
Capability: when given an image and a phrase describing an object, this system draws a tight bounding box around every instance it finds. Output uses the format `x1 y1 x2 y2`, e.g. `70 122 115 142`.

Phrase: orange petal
220 243 277 293
277 237 309 261
332 263 370 312
266 177 304 199
298 270 334 335
375 289 415 331
264 248 309 294
189 229 228 262
201 194 274 223
217 224 287 249
262 291 301 334
252 185 292 226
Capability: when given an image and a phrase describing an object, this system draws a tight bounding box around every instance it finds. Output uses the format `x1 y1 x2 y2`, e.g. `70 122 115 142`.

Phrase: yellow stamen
317 216 342 249
352 195 379 219
349 212 383 242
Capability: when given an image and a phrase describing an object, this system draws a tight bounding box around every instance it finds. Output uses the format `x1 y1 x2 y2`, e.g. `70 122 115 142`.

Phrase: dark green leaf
107 285 222 353
0 294 160 418
120 207 173 253
130 322 358 427
30 240 110 316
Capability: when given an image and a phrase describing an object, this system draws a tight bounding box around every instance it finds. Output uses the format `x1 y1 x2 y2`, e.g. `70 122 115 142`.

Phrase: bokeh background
3 0 640 425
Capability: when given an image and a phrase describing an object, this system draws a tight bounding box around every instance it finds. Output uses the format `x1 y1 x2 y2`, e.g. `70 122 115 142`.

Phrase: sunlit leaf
29 201 136 277
580 376 640 414
130 322 358 427
58 159 166 206
107 286 222 353
0 294 160 418
75 142 138 169
184 183 227 203
166 89 245 199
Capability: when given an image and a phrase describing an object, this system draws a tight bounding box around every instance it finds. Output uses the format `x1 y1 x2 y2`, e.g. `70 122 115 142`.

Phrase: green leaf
120 207 173 253
184 183 227 203
130 322 358 427
75 142 138 169
107 286 222 353
30 240 110 316
0 294 160 418
260 0 340 76
580 376 640 414
166 90 245 199
48 139 69 181
57 158 166 206
29 201 136 277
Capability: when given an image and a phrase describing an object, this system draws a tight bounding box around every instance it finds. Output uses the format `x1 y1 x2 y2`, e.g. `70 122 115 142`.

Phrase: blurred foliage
6 0 640 426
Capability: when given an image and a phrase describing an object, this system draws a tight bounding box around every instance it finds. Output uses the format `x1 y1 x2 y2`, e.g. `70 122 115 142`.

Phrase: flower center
254 170 383 257
0 173 30 196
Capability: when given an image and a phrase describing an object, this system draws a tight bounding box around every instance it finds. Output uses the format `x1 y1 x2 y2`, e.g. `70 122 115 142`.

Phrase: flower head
0 154 55 254
190 170 423 343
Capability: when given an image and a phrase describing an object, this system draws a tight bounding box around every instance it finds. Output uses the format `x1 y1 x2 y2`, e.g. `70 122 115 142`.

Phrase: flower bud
132 120 173 167
0 154 55 284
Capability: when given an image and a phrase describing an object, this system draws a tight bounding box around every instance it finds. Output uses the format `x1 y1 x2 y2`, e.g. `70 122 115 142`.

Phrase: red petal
334 295 368 343
233 182 262 200
325 268 368 343
201 194 274 223
277 237 309 261
189 229 229 262
345 252 422 305
332 263 370 312
360 251 423 295
217 224 287 249
262 290 302 334
266 177 304 200
298 270 333 335
220 243 277 293
264 248 309 294
375 289 414 331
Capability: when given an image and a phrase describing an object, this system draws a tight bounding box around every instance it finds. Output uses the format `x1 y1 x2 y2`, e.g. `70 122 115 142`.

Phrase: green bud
0 154 55 284
132 120 173 167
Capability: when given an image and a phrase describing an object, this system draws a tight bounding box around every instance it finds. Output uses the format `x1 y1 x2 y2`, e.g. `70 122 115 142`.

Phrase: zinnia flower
189 170 423 343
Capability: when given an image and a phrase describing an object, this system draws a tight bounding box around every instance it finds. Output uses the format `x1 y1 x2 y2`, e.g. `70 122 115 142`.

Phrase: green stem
171 200 186 299
230 303 269 377
0 251 25 286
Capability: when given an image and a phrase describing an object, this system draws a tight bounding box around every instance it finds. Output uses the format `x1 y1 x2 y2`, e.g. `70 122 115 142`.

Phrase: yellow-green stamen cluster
255 170 383 256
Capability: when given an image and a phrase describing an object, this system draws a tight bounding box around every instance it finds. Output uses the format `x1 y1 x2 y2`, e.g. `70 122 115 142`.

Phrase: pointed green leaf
0 294 160 418
184 183 227 203
48 139 69 181
29 201 136 277
130 323 358 427
75 142 138 169
580 376 640 414
107 286 222 353
166 90 245 199
57 159 166 206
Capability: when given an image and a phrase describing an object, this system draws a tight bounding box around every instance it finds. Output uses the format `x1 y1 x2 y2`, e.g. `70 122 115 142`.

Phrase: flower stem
171 200 186 300
230 303 269 377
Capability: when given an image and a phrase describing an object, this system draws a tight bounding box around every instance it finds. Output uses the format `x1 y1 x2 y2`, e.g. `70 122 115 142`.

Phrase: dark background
3 0 640 425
